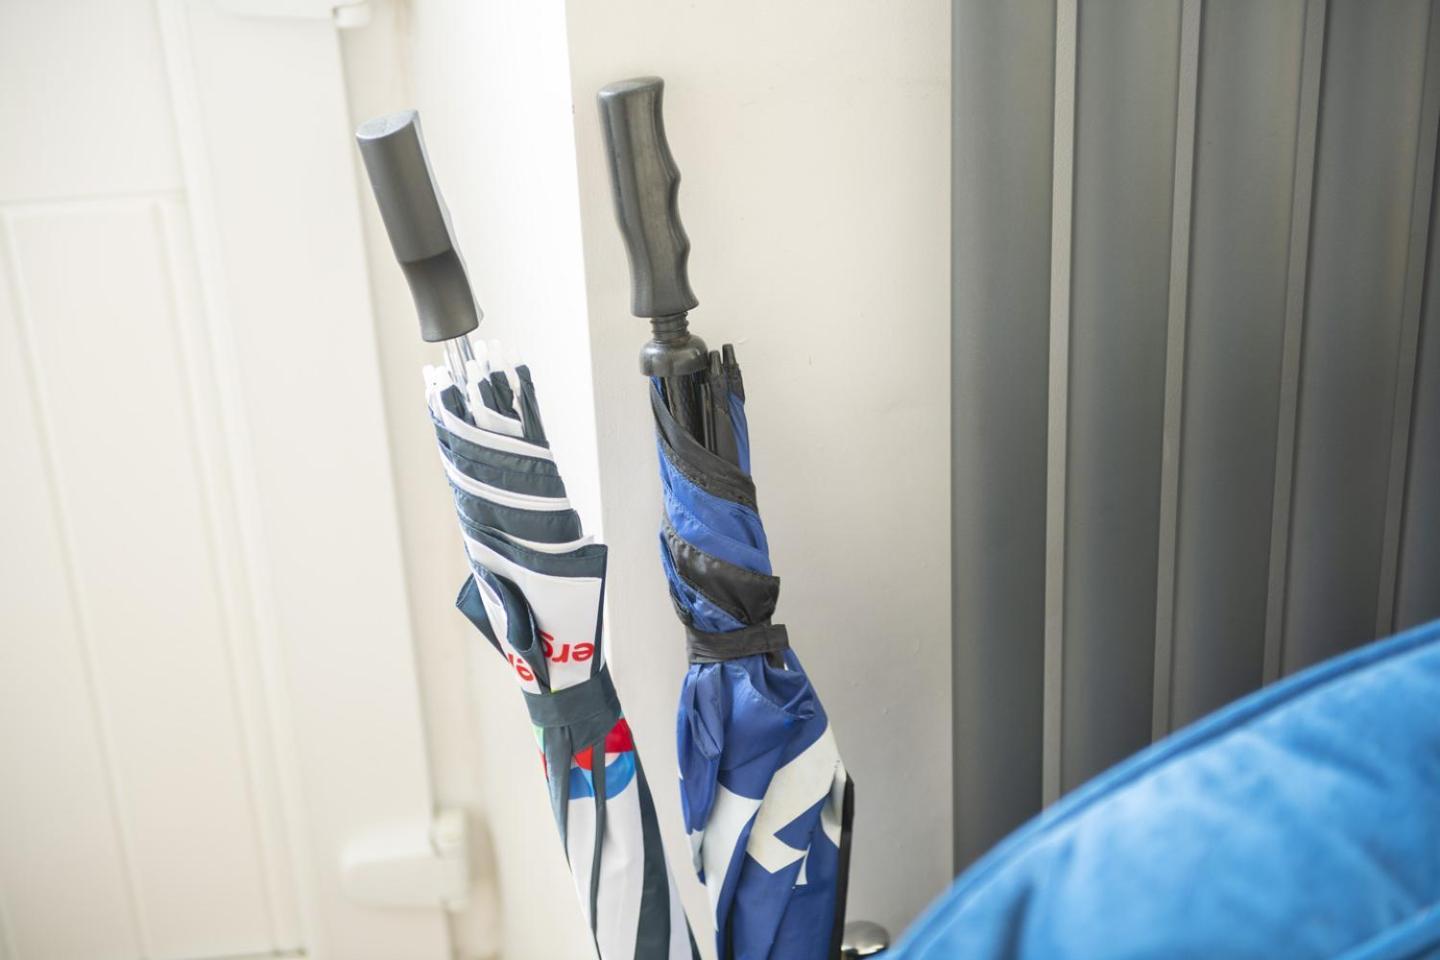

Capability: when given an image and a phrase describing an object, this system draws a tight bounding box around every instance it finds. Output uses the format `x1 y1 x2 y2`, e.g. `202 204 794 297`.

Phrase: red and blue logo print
537 717 638 799
568 717 636 799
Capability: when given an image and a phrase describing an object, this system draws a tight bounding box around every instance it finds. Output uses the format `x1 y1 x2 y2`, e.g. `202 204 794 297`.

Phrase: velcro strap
686 621 791 664
521 666 622 744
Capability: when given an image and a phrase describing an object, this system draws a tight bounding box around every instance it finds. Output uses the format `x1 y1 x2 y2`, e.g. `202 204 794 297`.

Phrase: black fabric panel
451 487 584 545
522 666 622 742
652 383 757 508
663 522 779 625
515 365 549 446
686 622 790 664
460 522 608 580
436 426 565 496
458 570 550 689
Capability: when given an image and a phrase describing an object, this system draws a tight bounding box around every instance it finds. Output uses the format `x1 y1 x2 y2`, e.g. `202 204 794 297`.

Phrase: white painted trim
215 0 366 21
0 209 153 956
152 2 450 956
155 196 304 950
152 1 313 951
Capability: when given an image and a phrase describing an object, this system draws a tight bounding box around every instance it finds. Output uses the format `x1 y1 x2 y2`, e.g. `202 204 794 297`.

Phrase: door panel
0 1 450 957
1 200 279 958
0 0 183 202
0 247 144 960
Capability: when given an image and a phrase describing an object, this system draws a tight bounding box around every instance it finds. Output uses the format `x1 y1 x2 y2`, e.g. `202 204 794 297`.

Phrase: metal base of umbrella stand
841 920 891 958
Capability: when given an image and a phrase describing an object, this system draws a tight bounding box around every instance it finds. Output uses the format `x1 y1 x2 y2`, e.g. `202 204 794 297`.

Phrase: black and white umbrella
357 110 693 960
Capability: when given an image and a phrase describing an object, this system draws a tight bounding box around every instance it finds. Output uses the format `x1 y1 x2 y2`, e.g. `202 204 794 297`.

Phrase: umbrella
356 110 693 960
598 78 856 960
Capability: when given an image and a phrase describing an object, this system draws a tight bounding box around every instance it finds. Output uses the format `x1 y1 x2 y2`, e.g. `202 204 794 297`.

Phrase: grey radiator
952 0 1440 870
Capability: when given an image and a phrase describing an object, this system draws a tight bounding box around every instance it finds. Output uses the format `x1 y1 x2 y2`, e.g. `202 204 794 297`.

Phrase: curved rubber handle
597 77 699 320
356 110 480 343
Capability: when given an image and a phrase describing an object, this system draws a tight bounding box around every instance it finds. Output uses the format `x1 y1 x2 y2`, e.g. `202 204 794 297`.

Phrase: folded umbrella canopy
357 110 692 960
598 78 855 960
656 354 855 960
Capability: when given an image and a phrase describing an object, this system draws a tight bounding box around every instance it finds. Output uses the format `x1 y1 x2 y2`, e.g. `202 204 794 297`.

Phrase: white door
0 2 451 958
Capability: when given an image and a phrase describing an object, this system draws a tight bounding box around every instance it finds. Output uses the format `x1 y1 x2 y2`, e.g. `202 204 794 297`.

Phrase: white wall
342 0 952 954
562 0 953 944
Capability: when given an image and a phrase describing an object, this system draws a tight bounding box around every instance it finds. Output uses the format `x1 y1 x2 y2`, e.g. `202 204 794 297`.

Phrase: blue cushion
892 620 1440 960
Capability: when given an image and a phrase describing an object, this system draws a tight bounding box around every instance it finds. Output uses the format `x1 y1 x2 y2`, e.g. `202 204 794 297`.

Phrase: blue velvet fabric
892 619 1440 960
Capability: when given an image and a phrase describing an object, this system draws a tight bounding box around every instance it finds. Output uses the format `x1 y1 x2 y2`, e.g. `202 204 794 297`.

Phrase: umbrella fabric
653 352 854 960
426 342 693 960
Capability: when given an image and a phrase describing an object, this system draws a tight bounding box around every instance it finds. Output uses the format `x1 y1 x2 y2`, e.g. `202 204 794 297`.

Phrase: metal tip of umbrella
841 920 892 957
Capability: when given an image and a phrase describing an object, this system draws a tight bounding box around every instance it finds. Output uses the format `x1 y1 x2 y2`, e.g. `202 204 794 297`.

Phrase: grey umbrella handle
597 77 707 378
356 109 481 343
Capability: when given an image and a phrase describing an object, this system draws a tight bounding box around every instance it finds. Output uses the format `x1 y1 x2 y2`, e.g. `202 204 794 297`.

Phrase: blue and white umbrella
594 75 856 960
653 350 855 960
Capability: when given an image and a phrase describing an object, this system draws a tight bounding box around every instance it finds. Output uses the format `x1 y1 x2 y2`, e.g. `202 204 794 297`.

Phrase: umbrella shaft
444 336 476 390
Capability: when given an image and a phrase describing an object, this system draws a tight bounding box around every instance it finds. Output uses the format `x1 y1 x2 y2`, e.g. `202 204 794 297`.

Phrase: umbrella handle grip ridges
597 76 706 378
356 109 481 344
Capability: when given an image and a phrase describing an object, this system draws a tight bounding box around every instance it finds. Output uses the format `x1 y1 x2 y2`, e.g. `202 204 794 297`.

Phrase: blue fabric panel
729 390 752 475
655 364 847 960
891 619 1440 960
677 650 840 959
658 442 771 575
